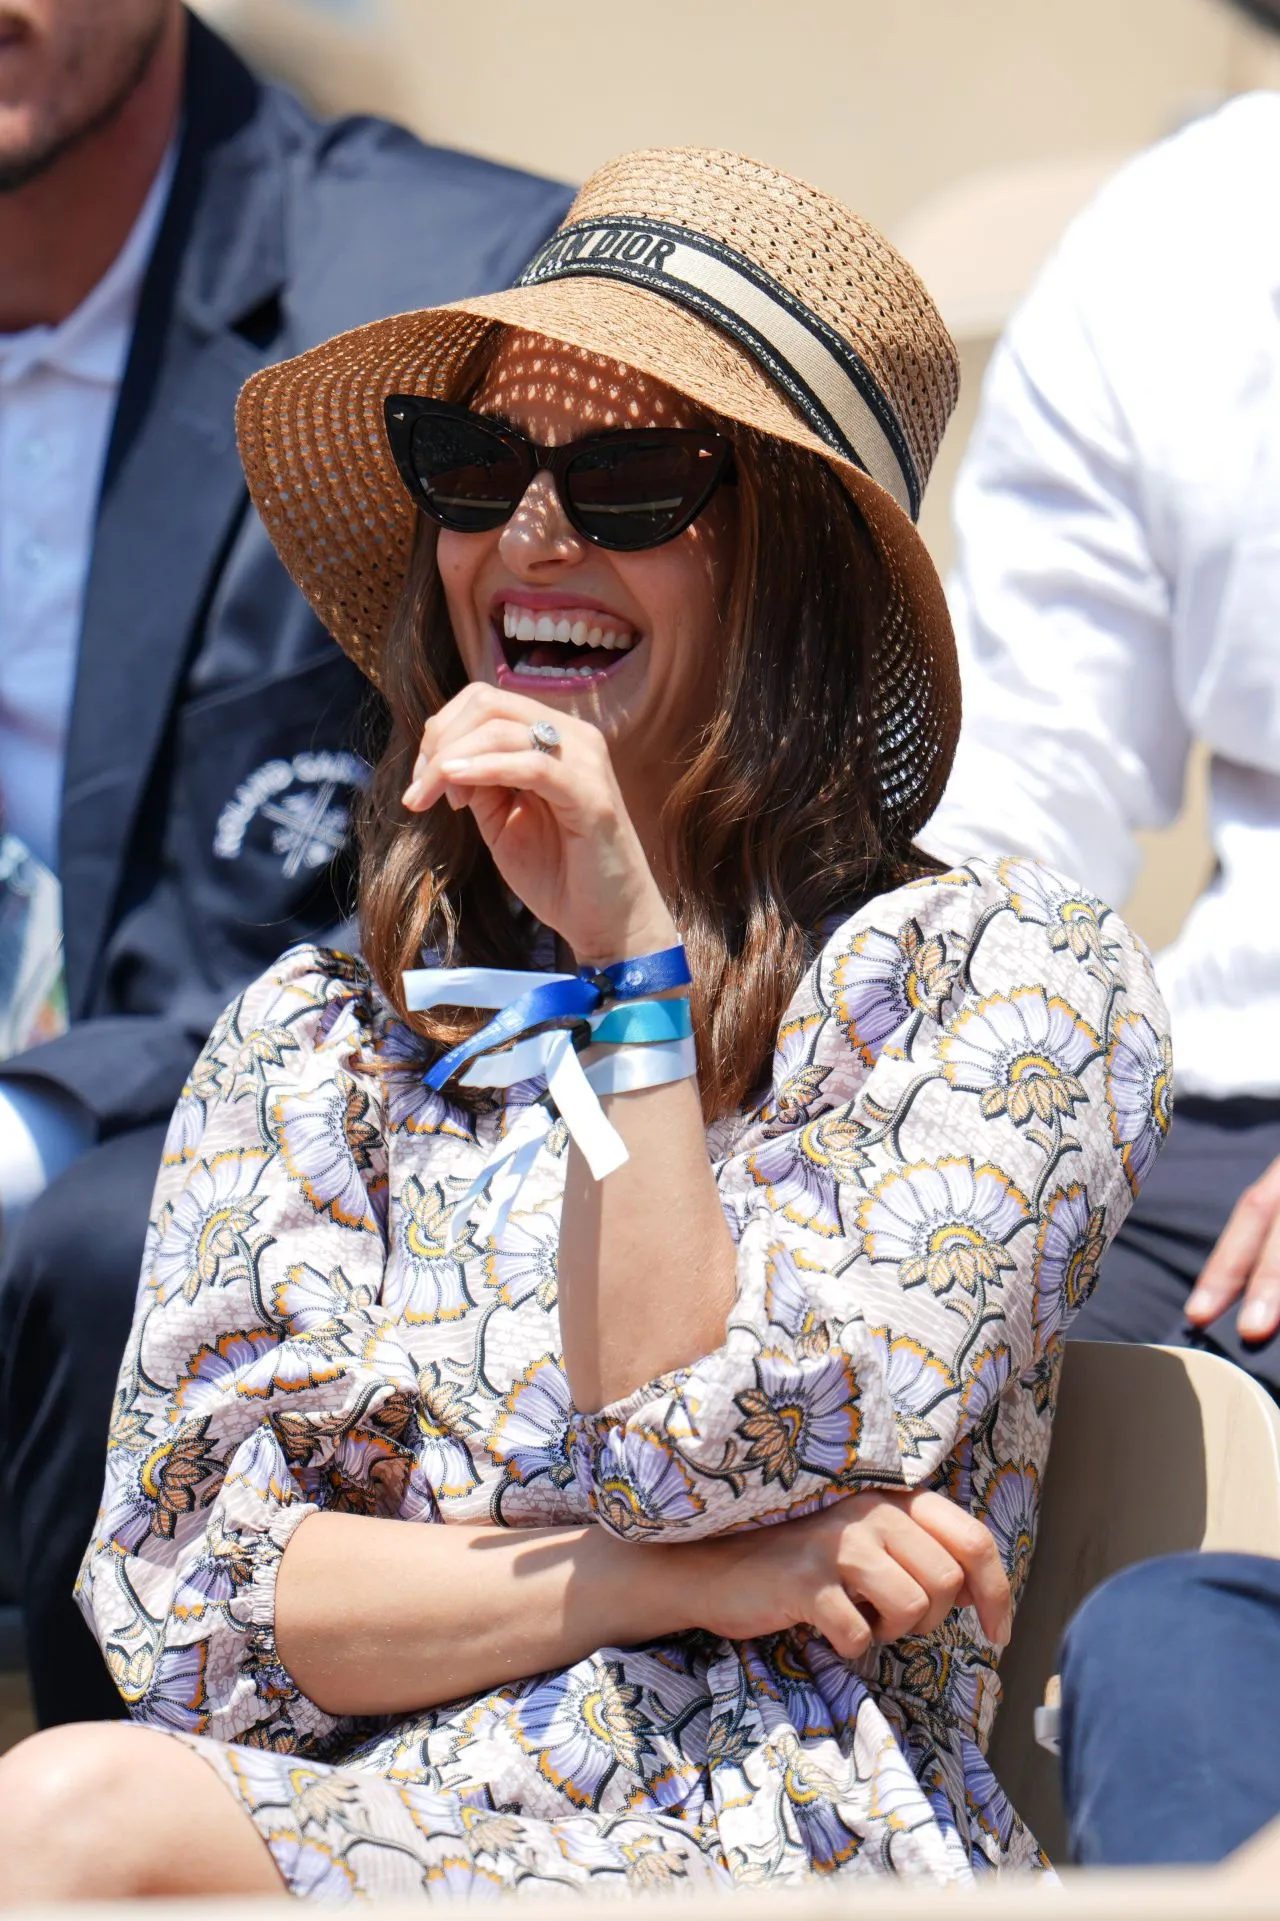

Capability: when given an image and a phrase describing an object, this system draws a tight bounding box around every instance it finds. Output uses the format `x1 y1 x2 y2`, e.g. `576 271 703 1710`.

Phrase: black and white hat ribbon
516 214 921 521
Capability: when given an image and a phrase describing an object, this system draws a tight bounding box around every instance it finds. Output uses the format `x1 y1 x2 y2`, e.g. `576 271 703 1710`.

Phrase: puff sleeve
76 947 428 1753
569 859 1171 1543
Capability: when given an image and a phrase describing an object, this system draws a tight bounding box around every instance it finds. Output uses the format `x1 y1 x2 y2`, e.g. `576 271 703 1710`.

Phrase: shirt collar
0 136 179 389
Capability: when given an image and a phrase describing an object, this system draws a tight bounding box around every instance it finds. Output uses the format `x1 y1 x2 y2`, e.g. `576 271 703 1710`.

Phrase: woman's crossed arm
276 1490 1011 1719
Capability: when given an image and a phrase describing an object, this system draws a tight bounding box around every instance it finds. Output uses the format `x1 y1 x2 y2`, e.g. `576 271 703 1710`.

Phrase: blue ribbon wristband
402 944 697 1241
580 944 692 1001
420 943 690 1093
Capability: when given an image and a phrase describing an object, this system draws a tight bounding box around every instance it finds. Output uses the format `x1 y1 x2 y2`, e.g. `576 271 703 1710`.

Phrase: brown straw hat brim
236 147 962 837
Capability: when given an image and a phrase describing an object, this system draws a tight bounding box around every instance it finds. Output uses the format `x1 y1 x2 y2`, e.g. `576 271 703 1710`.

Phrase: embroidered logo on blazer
214 751 368 876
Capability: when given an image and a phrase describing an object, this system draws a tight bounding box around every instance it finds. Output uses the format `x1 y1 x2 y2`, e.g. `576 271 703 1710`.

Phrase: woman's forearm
557 1070 739 1411
273 1510 705 1717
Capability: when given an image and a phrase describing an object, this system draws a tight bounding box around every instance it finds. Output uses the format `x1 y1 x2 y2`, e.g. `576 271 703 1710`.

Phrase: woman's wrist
625 1537 715 1638
571 910 682 974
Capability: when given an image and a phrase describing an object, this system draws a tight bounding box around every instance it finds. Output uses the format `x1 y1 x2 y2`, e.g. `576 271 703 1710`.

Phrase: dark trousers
0 1122 168 1727
1072 1096 1280 1394
1061 1551 1280 1863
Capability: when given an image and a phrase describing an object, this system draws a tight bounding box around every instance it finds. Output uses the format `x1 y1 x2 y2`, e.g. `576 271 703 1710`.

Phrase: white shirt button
21 436 51 469
19 537 51 574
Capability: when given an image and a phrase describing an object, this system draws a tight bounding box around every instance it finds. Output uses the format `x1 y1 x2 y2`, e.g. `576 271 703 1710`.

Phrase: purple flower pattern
79 859 1169 1895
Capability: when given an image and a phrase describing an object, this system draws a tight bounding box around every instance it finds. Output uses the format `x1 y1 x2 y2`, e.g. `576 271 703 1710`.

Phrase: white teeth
516 662 598 678
500 603 638 655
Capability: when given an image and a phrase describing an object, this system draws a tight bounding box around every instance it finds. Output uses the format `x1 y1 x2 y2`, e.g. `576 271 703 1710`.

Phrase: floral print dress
79 858 1170 1900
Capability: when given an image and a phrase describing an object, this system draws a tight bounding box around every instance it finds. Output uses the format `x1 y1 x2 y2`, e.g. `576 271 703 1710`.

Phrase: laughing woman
0 149 1169 1902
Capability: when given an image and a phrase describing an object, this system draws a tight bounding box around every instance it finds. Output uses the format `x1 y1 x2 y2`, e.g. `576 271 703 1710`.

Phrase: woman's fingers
838 1554 931 1646
808 1584 874 1662
430 750 602 825
870 1517 967 1638
405 718 558 812
1186 1155 1280 1340
897 1492 1012 1645
404 685 602 811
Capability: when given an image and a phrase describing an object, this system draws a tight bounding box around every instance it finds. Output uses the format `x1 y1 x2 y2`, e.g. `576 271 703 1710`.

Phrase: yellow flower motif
384 1176 478 1323
289 1770 364 1828
938 987 1100 1127
271 1074 382 1232
869 1329 956 1459
622 1838 691 1890
150 1148 271 1303
139 1420 222 1539
734 1351 861 1490
997 857 1107 963
833 919 960 1066
858 1159 1030 1298
1033 1184 1108 1351
1107 1013 1174 1194
461 1809 525 1857
422 1858 505 1899
764 1012 832 1124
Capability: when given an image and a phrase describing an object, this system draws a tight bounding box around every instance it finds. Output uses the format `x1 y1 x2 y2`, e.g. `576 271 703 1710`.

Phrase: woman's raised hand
687 1490 1013 1658
402 684 677 968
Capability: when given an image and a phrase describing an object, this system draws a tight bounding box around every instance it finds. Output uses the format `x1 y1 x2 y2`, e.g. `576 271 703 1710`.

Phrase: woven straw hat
236 146 962 835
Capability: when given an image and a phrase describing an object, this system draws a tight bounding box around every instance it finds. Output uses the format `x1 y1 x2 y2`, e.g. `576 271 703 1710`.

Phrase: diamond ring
529 721 561 754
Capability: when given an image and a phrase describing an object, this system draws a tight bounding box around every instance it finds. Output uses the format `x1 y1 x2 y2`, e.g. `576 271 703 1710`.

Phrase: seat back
988 1341 1280 1862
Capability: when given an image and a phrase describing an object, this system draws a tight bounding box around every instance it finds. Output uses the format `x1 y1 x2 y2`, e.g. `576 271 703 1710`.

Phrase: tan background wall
193 0 1278 950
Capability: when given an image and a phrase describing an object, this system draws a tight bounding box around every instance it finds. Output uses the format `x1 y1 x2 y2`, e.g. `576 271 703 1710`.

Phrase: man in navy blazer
0 1 571 1726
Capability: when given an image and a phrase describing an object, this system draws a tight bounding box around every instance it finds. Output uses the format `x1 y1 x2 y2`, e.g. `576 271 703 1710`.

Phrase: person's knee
0 1723 168 1900
1064 1551 1280 1687
1062 1553 1206 1683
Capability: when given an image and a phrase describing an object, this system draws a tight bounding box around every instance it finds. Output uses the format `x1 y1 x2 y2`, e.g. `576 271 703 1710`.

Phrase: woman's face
436 332 737 808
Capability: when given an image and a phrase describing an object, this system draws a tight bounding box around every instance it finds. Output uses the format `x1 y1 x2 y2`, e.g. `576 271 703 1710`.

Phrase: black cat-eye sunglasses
384 396 736 553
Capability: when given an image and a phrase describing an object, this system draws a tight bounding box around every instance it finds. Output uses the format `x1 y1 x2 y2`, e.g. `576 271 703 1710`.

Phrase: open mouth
494 600 641 686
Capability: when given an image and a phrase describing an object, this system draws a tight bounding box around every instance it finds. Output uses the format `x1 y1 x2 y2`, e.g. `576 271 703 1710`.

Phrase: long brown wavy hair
358 408 937 1122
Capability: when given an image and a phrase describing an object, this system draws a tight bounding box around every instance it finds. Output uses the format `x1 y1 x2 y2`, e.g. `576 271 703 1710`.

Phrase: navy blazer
1 14 572 1136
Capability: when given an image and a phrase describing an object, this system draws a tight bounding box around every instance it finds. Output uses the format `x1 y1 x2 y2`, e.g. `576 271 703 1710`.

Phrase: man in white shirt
925 28 1280 1386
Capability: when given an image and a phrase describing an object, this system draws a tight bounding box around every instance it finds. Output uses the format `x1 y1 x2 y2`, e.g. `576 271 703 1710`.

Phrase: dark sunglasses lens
565 438 721 548
407 414 528 532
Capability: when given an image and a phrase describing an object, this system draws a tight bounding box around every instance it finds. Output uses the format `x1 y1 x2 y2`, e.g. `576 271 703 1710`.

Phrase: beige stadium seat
989 1341 1280 1863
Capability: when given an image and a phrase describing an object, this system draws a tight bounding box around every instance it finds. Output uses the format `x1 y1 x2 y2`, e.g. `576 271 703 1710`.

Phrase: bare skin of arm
275 1492 1012 1719
408 688 743 1410
557 1067 738 1411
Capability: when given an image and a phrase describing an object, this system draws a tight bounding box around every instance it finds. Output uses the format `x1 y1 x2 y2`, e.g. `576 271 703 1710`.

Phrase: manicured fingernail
440 758 473 776
401 782 424 808
1240 1303 1274 1341
998 1609 1013 1648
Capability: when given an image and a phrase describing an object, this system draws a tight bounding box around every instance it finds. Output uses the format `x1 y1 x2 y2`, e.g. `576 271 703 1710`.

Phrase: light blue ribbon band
589 997 693 1047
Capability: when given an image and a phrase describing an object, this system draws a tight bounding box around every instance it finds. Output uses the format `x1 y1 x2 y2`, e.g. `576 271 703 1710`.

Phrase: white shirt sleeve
0 1079 95 1236
921 210 1192 907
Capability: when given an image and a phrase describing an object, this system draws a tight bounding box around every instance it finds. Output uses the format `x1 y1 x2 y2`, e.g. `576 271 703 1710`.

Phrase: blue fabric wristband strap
580 943 691 1002
402 947 697 1244
410 945 690 1092
589 997 693 1047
